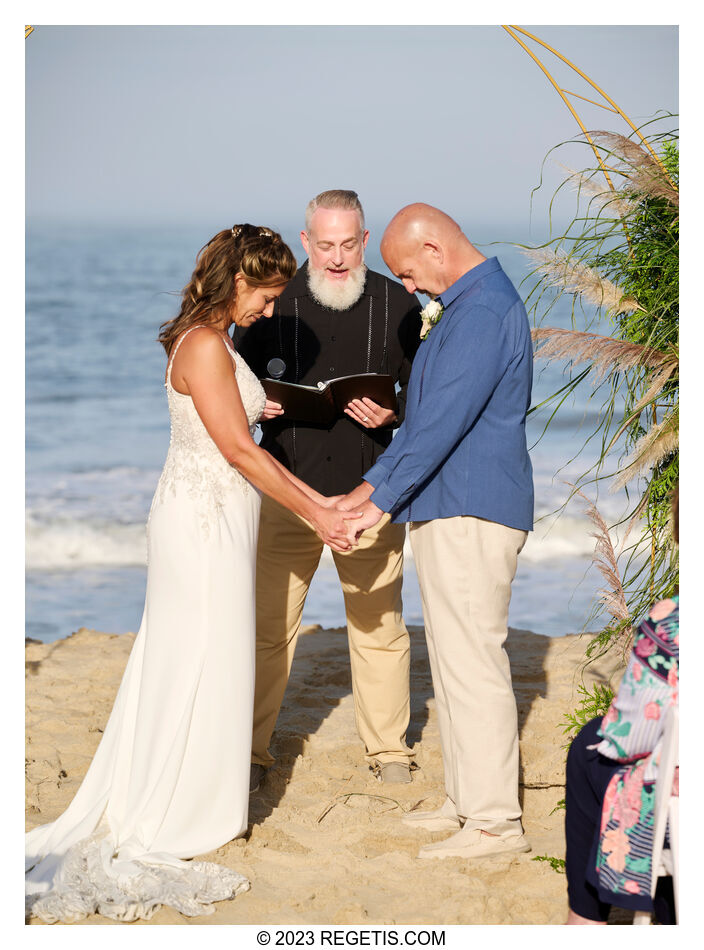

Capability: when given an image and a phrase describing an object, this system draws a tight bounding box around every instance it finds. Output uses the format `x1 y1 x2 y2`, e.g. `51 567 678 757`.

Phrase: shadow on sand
248 623 557 827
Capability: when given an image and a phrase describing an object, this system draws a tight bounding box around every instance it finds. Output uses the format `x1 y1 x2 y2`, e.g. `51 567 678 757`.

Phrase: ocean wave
27 503 631 573
26 467 160 527
521 516 608 563
26 514 147 570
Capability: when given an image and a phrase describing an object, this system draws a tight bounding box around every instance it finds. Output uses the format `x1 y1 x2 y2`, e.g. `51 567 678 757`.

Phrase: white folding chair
633 704 679 925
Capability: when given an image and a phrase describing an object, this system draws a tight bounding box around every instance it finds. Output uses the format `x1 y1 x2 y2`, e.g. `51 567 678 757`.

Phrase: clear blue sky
26 24 678 241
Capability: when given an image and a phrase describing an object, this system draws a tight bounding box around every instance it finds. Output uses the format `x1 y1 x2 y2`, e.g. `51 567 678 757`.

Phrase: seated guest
564 486 678 924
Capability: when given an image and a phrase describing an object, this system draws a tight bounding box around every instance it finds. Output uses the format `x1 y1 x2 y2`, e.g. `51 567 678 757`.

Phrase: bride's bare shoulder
169 327 234 391
174 326 231 363
175 324 221 349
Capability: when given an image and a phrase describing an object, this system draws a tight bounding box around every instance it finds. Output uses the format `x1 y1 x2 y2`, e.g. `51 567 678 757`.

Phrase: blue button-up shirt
364 257 534 531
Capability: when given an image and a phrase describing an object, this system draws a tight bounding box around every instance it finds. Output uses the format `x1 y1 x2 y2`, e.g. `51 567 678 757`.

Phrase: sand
25 623 624 926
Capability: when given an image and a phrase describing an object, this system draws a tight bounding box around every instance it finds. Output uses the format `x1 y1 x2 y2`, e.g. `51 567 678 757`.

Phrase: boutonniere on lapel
419 298 444 341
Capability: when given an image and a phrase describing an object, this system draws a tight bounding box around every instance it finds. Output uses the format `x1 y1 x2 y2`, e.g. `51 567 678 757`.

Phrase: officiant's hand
344 397 397 429
260 399 283 421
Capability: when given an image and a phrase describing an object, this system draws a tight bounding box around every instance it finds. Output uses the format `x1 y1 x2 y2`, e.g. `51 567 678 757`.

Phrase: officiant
234 190 422 789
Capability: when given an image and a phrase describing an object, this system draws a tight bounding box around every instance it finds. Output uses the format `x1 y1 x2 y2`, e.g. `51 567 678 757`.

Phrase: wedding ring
363 416 369 422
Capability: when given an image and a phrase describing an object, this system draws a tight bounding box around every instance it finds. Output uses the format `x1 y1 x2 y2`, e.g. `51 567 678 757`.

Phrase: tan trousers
410 515 528 835
252 495 412 767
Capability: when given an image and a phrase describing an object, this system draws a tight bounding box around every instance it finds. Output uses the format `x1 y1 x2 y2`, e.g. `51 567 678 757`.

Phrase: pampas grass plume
524 247 641 315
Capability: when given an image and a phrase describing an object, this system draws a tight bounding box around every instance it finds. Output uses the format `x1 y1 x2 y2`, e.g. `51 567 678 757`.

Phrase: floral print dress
588 595 679 908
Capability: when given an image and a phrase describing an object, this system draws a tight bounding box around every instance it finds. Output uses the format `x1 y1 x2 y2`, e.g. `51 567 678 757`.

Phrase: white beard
307 262 367 311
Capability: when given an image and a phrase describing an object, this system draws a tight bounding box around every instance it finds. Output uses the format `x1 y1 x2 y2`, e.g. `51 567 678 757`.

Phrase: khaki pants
410 515 527 835
252 495 412 767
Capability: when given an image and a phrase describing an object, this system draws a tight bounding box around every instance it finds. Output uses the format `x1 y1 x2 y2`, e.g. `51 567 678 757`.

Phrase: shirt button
326 456 332 462
329 367 335 373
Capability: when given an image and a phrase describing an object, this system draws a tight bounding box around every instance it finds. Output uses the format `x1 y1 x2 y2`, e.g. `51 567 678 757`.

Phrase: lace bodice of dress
155 326 266 535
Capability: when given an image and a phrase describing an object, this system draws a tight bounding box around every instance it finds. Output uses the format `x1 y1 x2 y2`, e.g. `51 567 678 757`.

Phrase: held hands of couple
313 501 362 553
315 484 384 549
344 499 384 539
334 483 384 541
344 397 397 429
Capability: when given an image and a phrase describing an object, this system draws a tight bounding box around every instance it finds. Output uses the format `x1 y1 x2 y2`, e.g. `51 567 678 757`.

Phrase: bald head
381 203 485 298
382 203 462 250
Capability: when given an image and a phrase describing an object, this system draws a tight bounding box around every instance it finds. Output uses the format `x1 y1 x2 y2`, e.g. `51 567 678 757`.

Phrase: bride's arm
171 329 359 550
264 454 341 507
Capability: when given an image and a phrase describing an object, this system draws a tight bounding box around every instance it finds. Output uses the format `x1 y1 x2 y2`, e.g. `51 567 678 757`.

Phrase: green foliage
550 798 566 815
597 139 679 356
562 683 615 743
523 126 679 685
531 854 566 874
591 141 679 612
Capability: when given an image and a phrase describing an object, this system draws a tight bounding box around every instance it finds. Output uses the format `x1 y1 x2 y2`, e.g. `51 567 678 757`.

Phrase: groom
341 203 534 859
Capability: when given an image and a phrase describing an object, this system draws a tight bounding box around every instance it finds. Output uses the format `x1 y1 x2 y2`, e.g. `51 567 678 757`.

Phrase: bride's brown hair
158 224 297 355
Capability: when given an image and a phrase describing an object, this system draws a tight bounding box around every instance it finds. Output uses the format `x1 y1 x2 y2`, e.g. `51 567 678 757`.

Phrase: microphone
266 358 286 380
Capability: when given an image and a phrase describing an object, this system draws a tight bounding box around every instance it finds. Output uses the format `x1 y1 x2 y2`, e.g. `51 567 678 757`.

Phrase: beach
26 622 625 926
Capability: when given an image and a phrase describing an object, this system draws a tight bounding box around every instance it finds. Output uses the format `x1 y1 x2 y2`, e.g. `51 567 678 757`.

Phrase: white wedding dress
26 327 266 923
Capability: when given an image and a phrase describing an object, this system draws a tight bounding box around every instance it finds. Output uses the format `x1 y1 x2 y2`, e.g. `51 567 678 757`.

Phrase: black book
261 373 398 425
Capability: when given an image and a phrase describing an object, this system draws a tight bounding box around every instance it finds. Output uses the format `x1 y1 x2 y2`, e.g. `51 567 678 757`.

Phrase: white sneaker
402 797 461 831
417 826 531 860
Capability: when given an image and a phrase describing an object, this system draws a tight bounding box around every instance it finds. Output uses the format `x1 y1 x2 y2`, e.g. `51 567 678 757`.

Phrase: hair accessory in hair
258 228 273 239
231 225 243 239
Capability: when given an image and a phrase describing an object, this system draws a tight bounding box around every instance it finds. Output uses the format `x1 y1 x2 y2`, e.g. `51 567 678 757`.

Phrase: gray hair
304 189 366 233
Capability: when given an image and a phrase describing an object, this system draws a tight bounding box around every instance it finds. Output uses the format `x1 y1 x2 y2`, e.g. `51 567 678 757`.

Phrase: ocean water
26 222 631 643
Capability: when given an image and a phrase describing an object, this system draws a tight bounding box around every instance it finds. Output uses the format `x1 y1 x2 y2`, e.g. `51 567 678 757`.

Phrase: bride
25 224 359 923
